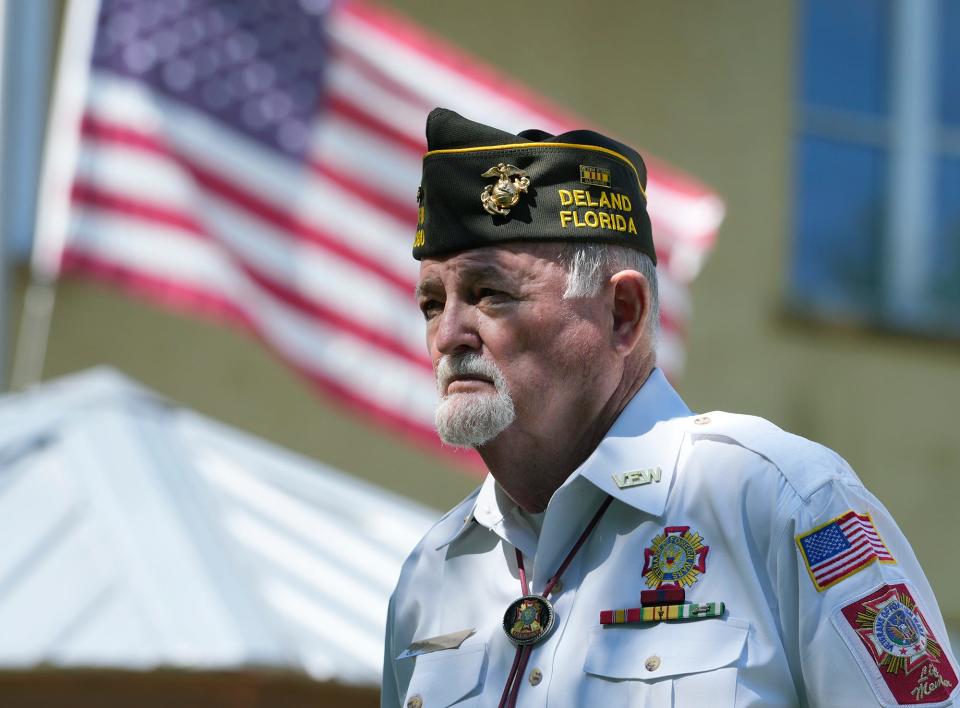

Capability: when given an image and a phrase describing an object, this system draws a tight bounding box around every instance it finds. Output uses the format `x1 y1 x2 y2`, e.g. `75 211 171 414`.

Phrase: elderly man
381 108 958 707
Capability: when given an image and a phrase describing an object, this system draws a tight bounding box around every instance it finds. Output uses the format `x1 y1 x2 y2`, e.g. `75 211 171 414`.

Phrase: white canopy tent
0 367 438 686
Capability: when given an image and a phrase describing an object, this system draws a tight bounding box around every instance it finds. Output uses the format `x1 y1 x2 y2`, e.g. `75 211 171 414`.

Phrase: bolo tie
497 494 614 708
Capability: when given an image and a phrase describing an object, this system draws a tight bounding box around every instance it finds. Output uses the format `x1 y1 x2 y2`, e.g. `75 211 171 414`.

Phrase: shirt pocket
583 617 749 708
403 643 487 708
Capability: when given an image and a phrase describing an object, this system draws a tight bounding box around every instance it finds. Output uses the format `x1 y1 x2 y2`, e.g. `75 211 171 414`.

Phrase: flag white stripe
328 12 569 137
75 131 691 381
74 147 689 380
325 57 430 145
75 121 691 337
76 142 197 206
70 192 429 358
329 7 722 255
645 183 726 244
66 217 439 425
311 113 424 205
810 518 892 576
815 546 891 584
85 74 419 281
76 115 418 284
197 199 426 354
813 538 892 576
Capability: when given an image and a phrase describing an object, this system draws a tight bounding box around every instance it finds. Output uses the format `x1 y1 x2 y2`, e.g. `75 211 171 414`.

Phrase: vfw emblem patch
834 583 958 705
641 525 709 588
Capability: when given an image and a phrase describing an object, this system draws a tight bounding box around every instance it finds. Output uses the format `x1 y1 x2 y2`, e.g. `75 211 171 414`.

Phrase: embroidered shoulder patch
832 583 958 705
796 510 895 591
641 525 709 589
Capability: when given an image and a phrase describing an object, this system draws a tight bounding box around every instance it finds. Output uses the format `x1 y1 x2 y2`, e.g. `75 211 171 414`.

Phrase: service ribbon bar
599 601 725 625
640 587 685 606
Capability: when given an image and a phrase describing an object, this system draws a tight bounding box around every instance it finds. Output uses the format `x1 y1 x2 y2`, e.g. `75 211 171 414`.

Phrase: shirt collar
435 367 690 549
436 473 540 556
569 367 690 516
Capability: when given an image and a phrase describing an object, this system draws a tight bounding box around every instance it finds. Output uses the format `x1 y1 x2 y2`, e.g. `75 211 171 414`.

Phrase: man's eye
420 300 442 319
478 288 506 300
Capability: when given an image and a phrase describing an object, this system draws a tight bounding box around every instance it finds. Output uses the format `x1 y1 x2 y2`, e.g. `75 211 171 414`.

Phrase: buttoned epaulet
686 411 860 502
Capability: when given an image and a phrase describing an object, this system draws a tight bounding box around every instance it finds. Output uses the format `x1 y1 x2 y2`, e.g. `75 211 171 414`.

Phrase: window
791 0 960 335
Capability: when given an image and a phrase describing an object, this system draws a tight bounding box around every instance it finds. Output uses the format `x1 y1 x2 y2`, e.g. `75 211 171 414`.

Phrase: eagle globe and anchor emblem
480 163 530 216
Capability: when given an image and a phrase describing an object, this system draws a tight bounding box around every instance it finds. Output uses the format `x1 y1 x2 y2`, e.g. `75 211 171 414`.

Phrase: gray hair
557 243 660 342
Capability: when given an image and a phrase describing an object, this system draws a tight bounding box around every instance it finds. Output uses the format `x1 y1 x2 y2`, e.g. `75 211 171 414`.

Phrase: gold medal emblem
502 594 555 646
480 163 530 216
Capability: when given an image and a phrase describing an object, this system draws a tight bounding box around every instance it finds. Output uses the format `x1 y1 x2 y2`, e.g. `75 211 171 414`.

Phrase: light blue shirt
382 369 958 707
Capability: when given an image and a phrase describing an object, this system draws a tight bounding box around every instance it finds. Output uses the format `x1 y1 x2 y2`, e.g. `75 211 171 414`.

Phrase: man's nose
432 300 481 356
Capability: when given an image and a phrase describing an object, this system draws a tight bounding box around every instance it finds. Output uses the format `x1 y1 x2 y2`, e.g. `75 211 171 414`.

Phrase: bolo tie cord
497 495 614 708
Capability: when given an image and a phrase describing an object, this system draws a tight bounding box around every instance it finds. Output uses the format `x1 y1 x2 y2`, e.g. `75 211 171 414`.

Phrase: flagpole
0 0 10 391
11 0 99 390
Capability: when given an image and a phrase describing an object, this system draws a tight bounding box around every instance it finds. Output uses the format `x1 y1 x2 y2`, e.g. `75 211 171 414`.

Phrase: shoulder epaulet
686 412 859 501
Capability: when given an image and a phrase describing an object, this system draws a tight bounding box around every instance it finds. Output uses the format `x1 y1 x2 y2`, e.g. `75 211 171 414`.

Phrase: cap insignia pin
481 163 530 216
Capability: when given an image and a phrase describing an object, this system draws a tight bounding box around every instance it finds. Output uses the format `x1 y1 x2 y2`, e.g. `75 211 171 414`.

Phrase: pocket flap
584 617 748 680
404 643 487 707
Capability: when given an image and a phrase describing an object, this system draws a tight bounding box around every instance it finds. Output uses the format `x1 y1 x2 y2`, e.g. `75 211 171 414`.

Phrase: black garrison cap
412 108 655 263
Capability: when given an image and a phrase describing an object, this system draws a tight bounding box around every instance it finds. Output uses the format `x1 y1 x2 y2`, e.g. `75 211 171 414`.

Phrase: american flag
797 511 896 591
34 0 724 460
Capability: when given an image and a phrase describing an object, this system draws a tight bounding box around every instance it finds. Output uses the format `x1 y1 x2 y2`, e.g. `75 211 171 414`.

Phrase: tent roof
0 367 439 684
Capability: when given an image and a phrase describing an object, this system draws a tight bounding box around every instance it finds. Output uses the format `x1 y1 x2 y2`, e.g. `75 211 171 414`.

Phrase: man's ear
609 270 651 356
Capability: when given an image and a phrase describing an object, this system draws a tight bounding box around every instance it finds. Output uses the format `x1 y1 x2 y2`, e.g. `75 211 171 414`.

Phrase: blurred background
0 0 957 706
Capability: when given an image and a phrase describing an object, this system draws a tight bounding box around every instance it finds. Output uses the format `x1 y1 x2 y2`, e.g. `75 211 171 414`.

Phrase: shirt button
693 415 711 425
645 655 661 672
406 695 423 708
529 667 543 686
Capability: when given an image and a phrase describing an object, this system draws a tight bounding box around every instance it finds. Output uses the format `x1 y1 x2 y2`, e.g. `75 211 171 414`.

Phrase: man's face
416 243 615 448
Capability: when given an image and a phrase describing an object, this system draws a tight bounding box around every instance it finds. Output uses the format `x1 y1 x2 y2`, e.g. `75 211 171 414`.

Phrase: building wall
8 0 958 624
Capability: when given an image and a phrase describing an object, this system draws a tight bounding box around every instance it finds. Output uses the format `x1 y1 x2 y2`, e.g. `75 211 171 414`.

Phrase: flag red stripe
72 164 687 348
812 537 890 574
816 550 887 586
69 189 432 371
71 182 207 239
811 527 891 567
817 557 877 586
325 94 425 156
81 114 169 156
61 245 249 326
60 246 484 472
328 40 434 112
338 2 580 132
237 262 432 372
308 157 418 226
80 115 414 295
75 115 689 337
81 102 689 303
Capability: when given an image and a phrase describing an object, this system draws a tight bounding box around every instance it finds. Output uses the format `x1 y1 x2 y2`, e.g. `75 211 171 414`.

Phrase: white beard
434 353 516 447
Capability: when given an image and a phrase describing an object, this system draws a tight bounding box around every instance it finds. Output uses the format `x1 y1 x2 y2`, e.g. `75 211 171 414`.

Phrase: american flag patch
796 510 895 591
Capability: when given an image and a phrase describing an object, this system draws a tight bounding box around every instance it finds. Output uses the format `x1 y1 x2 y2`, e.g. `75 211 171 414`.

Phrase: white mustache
435 353 506 395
